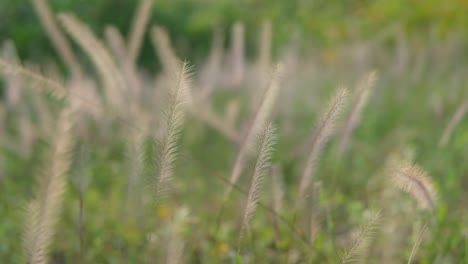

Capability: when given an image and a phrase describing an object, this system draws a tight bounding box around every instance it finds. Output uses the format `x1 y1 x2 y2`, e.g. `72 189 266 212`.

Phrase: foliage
0 0 467 263
2 0 468 64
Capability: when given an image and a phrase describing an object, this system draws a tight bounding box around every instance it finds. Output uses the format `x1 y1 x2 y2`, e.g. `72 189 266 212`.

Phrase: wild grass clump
0 1 464 263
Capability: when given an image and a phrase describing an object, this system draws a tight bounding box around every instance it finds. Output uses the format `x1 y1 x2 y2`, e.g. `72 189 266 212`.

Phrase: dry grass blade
238 123 277 251
198 28 224 100
228 22 245 87
0 59 144 134
105 25 130 66
258 20 272 75
23 102 76 264
105 25 141 98
298 87 349 199
32 0 81 77
225 64 283 200
153 62 191 201
252 20 272 108
127 0 153 64
340 211 381 264
58 13 126 107
150 26 242 143
0 59 67 99
391 161 436 210
439 98 468 147
151 25 179 75
338 71 377 155
1 41 22 106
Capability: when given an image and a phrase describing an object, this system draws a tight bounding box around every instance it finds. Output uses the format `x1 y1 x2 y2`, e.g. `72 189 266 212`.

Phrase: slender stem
465 234 467 264
408 222 428 264
213 174 310 247
79 191 85 263
213 198 227 236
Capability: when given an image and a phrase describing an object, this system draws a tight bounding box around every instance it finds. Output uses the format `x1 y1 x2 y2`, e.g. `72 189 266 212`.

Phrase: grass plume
58 13 126 108
0 59 141 133
238 123 277 252
149 27 244 144
298 87 349 199
23 102 76 264
32 0 81 77
338 71 377 155
439 98 468 147
225 64 283 200
0 58 67 99
340 211 381 264
390 161 436 210
390 161 435 264
127 0 153 64
153 62 191 201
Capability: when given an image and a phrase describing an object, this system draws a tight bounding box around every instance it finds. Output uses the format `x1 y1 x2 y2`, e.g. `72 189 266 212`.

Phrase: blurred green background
2 0 468 64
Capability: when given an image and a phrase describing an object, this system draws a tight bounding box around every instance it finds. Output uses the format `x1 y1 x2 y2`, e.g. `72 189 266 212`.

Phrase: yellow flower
158 205 170 220
217 242 228 255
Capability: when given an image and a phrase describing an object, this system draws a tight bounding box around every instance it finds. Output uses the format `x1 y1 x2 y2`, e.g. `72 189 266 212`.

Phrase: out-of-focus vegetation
0 0 467 263
2 0 468 63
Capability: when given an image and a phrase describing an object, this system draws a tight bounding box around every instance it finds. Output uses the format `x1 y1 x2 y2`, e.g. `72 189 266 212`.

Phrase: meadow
0 0 467 263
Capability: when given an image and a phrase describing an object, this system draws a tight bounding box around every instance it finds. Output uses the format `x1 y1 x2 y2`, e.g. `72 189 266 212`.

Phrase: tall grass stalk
58 13 126 108
439 98 468 146
32 0 81 77
340 212 381 264
338 71 377 155
127 0 153 64
24 101 77 264
150 25 179 75
407 223 428 264
152 62 190 201
238 124 277 253
225 64 283 200
298 87 349 199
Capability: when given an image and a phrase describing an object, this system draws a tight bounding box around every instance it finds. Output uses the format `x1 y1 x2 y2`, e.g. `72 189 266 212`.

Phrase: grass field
0 0 467 263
